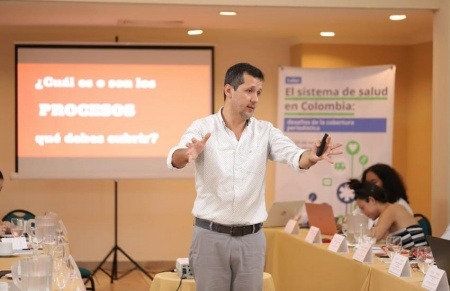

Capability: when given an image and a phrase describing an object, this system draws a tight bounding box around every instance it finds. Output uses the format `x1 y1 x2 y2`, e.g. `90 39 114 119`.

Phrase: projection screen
15 44 214 179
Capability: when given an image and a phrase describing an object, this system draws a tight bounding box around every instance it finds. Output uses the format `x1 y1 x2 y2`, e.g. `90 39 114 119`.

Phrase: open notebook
263 200 305 228
305 203 338 235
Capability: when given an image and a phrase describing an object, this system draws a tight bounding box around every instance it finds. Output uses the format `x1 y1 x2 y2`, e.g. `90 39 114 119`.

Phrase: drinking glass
416 246 434 274
354 222 367 246
43 235 57 256
28 224 45 256
10 218 24 237
363 227 377 245
385 234 402 259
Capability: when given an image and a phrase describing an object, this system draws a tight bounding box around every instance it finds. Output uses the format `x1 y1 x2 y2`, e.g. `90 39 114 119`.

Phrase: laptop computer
304 203 338 235
263 200 305 228
427 235 450 284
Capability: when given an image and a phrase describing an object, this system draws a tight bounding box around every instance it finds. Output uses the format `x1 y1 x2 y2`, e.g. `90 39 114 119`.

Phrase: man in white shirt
167 63 341 291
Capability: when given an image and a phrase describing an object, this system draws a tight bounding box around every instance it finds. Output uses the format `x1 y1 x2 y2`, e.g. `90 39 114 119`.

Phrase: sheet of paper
422 266 450 291
388 253 411 277
352 242 373 263
328 234 348 253
305 226 321 244
1 237 28 250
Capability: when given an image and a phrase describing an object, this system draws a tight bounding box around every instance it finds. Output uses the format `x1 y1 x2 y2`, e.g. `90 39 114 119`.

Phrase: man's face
225 73 263 120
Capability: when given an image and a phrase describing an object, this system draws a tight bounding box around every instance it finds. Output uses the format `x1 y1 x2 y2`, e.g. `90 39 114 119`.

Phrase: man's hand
186 133 211 163
299 135 343 169
310 134 343 164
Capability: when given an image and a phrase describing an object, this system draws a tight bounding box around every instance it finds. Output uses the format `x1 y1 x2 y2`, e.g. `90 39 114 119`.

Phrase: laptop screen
427 236 450 284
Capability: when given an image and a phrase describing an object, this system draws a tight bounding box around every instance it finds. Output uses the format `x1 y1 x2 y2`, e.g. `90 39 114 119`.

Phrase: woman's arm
372 204 396 240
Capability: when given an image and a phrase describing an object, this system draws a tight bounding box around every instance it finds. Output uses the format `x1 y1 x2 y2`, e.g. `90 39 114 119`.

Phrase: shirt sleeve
267 124 307 172
166 118 206 170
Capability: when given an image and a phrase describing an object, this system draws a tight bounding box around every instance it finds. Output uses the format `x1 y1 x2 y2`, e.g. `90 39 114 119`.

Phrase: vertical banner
275 65 396 216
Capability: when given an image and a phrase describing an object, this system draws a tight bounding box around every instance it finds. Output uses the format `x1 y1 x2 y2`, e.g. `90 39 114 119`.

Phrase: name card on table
284 219 300 235
422 266 450 291
327 234 349 253
352 242 373 263
305 226 322 244
388 253 411 278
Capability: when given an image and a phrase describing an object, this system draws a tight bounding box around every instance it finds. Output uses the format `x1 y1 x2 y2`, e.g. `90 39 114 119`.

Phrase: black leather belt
195 217 262 237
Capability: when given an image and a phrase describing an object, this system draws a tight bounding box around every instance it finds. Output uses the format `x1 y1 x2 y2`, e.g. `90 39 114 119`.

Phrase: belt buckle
231 226 244 236
230 226 236 236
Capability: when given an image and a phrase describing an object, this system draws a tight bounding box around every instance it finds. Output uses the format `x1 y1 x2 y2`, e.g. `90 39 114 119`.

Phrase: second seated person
167 63 342 291
361 163 413 215
347 179 427 249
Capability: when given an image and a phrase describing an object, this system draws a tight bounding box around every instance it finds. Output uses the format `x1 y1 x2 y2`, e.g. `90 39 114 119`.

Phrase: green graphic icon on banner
346 140 360 156
335 162 346 170
346 140 361 178
359 155 369 171
322 177 332 186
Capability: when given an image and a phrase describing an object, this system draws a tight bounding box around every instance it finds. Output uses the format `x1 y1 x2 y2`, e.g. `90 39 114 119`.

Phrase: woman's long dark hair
361 163 409 204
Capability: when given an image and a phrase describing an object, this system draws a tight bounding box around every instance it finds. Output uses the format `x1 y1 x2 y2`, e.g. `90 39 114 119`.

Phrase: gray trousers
189 226 266 291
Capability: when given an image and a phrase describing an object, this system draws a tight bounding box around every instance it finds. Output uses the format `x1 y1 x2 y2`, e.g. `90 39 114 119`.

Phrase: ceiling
0 1 434 45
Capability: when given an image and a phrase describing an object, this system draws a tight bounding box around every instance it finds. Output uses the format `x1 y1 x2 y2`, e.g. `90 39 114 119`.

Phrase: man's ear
224 84 233 99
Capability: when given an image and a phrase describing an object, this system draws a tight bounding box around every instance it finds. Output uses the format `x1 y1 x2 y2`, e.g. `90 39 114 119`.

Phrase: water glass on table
362 227 376 245
10 218 25 237
415 246 434 274
385 234 402 259
354 222 368 247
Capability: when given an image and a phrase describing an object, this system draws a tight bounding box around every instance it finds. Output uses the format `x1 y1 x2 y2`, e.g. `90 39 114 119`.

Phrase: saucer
0 253 15 257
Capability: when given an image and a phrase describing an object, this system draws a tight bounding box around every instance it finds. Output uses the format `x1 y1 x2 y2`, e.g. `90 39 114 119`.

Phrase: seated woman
361 163 413 215
347 179 428 249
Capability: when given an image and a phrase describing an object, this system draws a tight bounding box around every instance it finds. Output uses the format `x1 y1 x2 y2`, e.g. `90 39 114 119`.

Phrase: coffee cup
0 241 13 255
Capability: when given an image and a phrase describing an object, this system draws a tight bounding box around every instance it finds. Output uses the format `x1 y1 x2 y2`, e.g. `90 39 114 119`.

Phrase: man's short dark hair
224 63 264 100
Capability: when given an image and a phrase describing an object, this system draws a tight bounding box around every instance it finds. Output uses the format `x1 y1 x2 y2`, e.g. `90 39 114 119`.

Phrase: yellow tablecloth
264 228 425 291
150 271 275 291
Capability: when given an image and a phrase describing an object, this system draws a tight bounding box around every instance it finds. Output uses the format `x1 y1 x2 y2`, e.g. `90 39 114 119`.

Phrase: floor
80 261 174 291
94 270 152 291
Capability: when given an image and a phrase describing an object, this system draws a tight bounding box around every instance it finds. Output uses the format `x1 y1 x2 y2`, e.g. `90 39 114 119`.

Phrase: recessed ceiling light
389 14 407 21
320 32 335 37
220 11 237 16
188 29 203 36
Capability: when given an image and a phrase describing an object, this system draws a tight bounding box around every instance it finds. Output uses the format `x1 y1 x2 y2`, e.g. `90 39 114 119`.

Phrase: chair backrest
414 213 432 236
2 209 36 221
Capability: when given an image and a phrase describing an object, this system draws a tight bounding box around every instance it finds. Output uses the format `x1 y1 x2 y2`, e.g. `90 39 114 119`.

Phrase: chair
414 213 432 236
2 209 35 221
79 267 96 291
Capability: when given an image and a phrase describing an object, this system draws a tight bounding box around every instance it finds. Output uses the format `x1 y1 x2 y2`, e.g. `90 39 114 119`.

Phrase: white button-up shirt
167 109 306 225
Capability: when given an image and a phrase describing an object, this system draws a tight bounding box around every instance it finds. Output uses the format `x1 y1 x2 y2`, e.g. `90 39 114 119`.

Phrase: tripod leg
91 247 115 278
117 246 154 280
111 245 119 283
